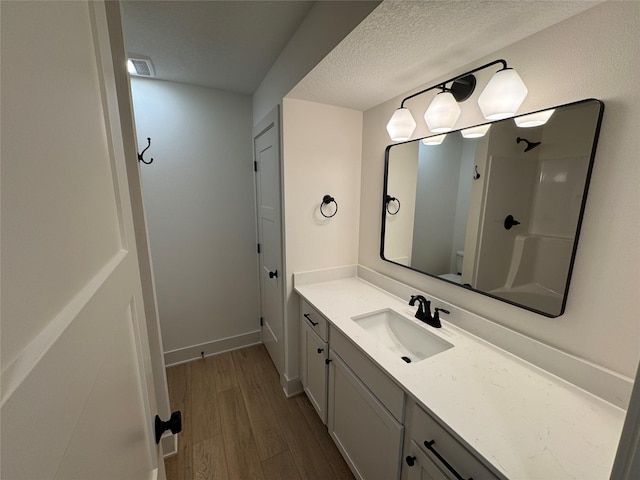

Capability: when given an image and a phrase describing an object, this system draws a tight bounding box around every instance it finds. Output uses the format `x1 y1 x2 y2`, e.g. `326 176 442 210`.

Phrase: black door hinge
253 160 258 172
257 243 261 254
260 317 264 326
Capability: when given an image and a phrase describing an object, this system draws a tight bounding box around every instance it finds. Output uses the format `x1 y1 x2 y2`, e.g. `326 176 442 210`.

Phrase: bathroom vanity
295 265 627 480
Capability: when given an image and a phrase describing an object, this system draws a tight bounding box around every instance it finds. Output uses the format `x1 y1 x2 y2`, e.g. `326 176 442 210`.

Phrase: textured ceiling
287 1 601 111
120 0 600 108
120 0 315 95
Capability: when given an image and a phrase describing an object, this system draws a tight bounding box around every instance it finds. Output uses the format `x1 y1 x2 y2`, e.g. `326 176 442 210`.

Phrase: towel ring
386 195 401 215
320 195 338 218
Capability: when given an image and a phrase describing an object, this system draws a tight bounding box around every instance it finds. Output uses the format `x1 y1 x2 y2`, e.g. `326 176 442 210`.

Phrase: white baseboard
164 330 261 366
282 373 303 398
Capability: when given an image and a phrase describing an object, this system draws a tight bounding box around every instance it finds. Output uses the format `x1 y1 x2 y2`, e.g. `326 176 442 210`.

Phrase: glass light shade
478 68 528 120
422 134 447 146
514 109 555 128
386 108 417 141
424 92 461 133
461 124 491 138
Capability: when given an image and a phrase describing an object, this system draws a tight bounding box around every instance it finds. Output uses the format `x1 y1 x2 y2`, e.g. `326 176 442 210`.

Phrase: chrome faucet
409 295 449 328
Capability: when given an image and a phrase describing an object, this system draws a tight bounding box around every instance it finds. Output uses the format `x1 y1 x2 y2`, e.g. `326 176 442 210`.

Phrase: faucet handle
433 308 450 321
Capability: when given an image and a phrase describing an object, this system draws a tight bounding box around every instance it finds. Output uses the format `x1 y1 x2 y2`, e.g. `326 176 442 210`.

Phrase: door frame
102 0 174 456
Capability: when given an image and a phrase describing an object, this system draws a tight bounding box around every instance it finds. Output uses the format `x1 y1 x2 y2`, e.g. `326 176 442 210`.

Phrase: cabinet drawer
409 402 500 480
331 327 405 422
301 299 328 341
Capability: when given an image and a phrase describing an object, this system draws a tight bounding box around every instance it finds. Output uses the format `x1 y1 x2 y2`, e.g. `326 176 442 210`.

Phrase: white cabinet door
328 353 404 480
302 321 329 423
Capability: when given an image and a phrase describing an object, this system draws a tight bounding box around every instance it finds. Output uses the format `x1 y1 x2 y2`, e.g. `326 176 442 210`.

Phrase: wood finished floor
164 344 355 480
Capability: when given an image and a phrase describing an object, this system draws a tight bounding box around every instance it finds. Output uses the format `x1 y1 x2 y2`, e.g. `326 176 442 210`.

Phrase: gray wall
131 78 259 363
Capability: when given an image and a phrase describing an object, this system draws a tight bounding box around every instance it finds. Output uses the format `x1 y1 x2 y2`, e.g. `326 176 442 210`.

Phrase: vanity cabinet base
328 352 404 480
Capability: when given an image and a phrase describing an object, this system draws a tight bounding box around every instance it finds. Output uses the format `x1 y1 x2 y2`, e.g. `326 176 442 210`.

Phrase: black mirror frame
380 98 605 318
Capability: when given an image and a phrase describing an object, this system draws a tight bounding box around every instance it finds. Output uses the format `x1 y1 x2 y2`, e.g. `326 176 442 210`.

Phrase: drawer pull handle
317 348 324 354
405 455 416 467
303 313 319 326
325 358 332 365
424 440 473 480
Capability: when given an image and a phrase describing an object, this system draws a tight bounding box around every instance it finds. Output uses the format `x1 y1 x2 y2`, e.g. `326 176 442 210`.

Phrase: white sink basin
351 309 453 363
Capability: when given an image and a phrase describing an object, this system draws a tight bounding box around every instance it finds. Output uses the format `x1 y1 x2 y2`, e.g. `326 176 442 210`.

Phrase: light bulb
422 134 447 146
424 91 461 133
386 108 417 141
461 124 491 138
478 68 528 120
514 109 555 128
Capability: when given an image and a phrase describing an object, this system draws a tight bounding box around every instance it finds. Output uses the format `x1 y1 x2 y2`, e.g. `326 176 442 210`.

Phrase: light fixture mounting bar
399 59 508 108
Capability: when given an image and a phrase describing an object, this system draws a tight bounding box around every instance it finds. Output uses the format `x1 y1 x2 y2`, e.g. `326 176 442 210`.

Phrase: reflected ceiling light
386 107 417 141
514 109 556 128
386 59 527 141
424 91 461 133
461 124 491 138
422 134 447 146
478 67 528 120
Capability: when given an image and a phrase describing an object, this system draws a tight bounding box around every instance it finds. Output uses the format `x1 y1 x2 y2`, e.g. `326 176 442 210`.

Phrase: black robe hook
138 137 154 164
516 137 541 152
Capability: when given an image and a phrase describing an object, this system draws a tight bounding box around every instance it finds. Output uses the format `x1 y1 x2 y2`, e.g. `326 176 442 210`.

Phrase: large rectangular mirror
381 99 604 317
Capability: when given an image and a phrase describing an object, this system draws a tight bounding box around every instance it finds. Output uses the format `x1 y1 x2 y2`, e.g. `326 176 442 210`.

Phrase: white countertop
295 275 626 480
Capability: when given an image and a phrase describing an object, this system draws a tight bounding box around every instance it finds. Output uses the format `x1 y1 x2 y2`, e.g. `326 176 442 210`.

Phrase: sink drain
401 356 412 363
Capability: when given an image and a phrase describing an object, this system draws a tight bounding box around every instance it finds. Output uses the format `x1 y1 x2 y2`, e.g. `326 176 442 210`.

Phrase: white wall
253 1 379 124
282 98 362 383
130 78 260 364
359 2 640 378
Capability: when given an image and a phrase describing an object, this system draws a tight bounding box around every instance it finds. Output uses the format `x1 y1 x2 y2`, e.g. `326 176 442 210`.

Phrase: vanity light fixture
386 108 418 141
461 124 491 138
386 59 527 141
422 134 447 146
477 67 528 120
424 90 461 133
514 109 555 128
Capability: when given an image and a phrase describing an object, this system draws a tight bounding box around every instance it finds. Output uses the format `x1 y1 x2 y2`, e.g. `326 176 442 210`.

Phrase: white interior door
253 107 285 376
1 2 163 478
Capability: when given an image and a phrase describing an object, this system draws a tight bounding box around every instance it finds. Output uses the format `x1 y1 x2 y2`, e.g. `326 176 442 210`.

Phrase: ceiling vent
127 56 154 77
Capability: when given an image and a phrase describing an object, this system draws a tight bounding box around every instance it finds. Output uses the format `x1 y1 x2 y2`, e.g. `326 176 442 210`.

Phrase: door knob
504 214 521 230
269 270 278 279
155 411 182 444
